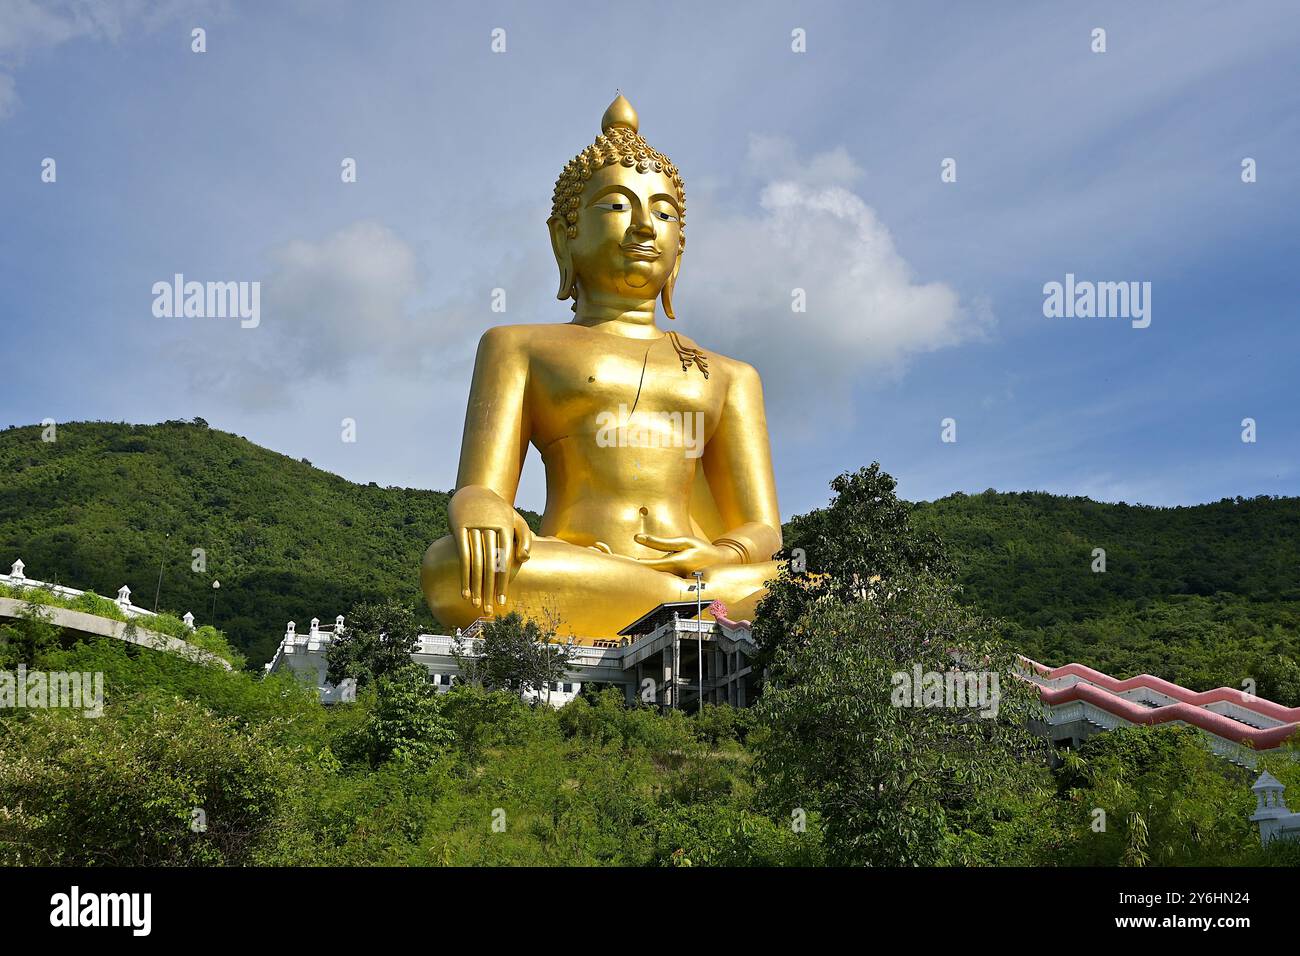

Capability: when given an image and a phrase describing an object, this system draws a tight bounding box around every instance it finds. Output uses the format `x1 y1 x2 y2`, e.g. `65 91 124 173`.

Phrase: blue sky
2 0 1297 517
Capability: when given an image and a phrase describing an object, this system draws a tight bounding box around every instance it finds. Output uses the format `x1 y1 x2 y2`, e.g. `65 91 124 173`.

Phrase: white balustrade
0 558 181 623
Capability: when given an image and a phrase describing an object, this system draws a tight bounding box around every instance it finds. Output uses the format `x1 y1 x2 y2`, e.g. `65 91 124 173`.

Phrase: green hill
1 422 1296 693
914 490 1300 618
913 491 1300 699
0 420 482 665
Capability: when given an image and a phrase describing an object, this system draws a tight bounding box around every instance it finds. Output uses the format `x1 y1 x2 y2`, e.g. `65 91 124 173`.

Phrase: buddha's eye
595 202 630 212
654 210 679 223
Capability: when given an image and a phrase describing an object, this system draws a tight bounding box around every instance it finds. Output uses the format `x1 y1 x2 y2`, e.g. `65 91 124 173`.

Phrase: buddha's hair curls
550 127 686 254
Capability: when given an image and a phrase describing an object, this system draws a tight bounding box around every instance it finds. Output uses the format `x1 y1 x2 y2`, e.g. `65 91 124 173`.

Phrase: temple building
268 605 1300 772
265 599 760 712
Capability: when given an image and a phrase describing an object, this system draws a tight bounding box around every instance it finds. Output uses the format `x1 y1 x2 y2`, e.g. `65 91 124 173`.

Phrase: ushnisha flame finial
601 93 639 134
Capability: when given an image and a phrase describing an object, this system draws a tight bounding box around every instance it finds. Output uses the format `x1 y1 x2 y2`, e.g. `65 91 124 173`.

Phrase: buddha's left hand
633 534 735 576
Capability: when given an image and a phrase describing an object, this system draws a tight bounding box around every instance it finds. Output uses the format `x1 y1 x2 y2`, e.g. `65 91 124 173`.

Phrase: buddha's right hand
448 485 533 612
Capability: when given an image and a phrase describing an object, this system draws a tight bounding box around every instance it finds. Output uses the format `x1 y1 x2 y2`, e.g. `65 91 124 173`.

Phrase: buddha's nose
630 208 655 237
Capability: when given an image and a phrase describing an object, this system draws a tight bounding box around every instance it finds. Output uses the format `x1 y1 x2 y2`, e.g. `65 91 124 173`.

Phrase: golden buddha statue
421 94 782 641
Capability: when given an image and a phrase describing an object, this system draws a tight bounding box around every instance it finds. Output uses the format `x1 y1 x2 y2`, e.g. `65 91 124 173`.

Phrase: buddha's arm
702 361 783 563
448 327 534 610
456 327 531 500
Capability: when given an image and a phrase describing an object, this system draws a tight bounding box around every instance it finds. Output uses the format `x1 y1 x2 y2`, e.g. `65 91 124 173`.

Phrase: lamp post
689 570 706 710
153 532 170 612
210 579 220 619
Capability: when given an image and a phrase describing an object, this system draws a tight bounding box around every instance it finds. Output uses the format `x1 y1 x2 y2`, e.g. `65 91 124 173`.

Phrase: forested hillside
0 420 483 664
7 463 1296 869
913 491 1300 699
914 491 1300 618
1 421 1295 690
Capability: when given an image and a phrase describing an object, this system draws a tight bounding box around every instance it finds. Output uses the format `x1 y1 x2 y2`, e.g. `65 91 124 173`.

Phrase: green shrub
0 693 302 865
649 804 823 867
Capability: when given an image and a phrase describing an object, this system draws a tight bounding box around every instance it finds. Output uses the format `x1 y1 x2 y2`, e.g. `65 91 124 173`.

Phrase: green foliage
1054 725 1257 866
913 490 1300 702
338 665 455 769
186 625 242 666
754 576 1051 865
757 463 951 666
326 598 422 689
441 684 559 755
2 423 1293 867
6 422 1294 696
0 421 540 666
648 803 823 867
690 702 755 746
454 611 574 700
0 581 240 666
0 693 300 865
37 638 327 744
1009 595 1300 703
557 689 696 752
0 624 1283 868
916 490 1300 615
0 602 62 669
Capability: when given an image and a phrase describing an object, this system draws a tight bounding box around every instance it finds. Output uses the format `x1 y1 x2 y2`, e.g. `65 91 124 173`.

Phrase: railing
1024 656 1299 764
1020 656 1300 724
273 621 630 673
0 558 202 629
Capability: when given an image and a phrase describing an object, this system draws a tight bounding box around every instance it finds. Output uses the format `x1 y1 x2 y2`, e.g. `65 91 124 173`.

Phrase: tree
0 599 63 669
1256 654 1300 707
342 663 454 768
326 599 421 690
752 572 1050 865
753 463 952 669
0 694 298 865
1055 725 1256 866
453 611 574 702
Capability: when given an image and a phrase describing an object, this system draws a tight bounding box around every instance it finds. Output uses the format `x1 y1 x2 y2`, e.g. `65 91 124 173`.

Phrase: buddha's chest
527 341 719 439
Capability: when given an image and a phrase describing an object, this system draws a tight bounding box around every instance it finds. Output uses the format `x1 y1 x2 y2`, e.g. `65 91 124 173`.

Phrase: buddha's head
549 94 686 318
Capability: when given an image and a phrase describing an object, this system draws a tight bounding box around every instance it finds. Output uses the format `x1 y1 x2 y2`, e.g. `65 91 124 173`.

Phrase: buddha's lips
621 243 660 260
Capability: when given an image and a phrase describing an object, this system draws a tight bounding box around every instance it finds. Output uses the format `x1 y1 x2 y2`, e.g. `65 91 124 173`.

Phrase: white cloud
743 133 865 187
680 138 988 430
262 220 423 375
165 218 534 410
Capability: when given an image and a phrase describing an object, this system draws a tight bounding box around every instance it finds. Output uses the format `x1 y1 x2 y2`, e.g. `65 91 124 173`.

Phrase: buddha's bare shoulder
475 322 599 351
474 325 764 389
475 323 547 346
472 323 561 364
668 330 764 391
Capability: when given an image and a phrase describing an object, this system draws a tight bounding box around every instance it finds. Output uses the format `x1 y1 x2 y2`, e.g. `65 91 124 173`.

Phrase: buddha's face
558 163 682 302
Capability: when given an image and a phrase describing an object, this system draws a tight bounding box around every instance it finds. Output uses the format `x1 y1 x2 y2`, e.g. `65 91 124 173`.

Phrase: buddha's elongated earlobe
548 216 577 300
661 251 682 319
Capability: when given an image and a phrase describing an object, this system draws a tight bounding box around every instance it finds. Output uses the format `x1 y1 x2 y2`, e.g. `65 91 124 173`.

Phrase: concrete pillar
662 648 674 711
672 635 680 710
